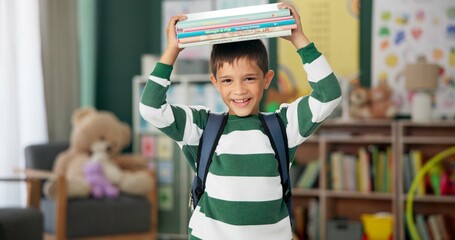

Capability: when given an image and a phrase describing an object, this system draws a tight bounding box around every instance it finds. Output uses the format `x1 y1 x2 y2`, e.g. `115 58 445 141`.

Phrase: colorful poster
272 0 359 110
372 0 455 116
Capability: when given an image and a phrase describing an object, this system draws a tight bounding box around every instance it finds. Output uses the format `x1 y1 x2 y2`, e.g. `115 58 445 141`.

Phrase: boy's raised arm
277 3 310 50
160 15 187 66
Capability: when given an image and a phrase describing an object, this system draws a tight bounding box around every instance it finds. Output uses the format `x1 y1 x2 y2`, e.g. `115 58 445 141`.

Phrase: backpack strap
190 112 228 210
259 113 293 224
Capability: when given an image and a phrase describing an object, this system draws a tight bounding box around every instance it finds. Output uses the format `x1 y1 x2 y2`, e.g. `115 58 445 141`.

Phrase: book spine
178 30 291 48
181 3 281 22
179 24 296 44
181 15 293 33
177 19 295 39
177 9 290 30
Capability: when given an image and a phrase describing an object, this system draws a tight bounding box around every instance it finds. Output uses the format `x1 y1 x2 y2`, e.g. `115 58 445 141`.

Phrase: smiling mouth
232 98 252 105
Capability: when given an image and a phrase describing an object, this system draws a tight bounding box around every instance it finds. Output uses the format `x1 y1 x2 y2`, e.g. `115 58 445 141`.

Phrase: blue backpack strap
259 113 293 224
191 112 228 210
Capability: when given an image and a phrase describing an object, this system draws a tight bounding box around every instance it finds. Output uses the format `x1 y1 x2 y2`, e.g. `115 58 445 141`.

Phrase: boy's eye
245 77 256 82
221 79 232 84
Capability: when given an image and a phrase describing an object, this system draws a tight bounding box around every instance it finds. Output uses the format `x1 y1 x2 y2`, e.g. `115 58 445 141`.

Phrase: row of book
329 146 393 193
403 149 455 196
291 161 320 189
176 3 297 48
410 214 452 240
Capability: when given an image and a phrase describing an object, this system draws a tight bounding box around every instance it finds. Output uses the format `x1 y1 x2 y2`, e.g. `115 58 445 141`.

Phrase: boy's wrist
160 47 180 66
291 34 310 50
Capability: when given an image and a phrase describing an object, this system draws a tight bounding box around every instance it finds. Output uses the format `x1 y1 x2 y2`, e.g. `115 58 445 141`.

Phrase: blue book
177 19 295 39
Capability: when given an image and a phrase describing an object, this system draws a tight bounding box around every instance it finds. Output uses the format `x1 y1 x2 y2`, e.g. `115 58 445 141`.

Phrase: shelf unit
292 119 397 240
132 73 218 240
396 121 455 240
292 119 455 240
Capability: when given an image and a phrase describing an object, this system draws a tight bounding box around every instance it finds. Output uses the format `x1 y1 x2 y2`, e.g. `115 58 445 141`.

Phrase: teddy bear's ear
72 107 96 126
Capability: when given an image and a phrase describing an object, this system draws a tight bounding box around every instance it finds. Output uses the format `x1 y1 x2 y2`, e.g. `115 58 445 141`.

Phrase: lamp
404 56 440 122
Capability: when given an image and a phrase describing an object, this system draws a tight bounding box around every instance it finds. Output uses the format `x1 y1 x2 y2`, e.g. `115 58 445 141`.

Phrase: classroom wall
95 0 162 151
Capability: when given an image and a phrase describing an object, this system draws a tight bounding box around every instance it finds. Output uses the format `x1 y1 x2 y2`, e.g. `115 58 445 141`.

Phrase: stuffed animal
83 141 120 199
348 79 371 119
44 107 153 199
370 79 396 119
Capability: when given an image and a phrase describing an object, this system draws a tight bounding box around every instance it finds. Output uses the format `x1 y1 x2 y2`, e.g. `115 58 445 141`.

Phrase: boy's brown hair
210 40 269 77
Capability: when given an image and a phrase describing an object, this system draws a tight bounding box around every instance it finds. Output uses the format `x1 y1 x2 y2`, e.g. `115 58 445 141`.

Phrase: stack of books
176 3 297 48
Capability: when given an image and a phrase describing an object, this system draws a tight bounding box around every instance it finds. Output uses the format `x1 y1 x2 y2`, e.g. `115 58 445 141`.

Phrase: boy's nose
233 82 247 95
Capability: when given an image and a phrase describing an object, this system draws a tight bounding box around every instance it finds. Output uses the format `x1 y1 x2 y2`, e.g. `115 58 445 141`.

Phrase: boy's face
210 57 274 117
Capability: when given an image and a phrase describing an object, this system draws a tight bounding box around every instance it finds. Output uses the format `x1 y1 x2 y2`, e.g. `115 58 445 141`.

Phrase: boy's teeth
234 99 246 103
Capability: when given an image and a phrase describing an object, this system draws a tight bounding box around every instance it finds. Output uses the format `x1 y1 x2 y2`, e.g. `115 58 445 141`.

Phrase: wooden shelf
292 120 455 239
325 191 393 200
400 194 455 204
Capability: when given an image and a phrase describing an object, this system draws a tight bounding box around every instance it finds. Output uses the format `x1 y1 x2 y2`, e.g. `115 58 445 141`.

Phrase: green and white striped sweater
140 43 341 240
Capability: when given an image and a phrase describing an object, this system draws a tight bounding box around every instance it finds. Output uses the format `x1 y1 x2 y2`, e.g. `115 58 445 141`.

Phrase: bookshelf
396 121 455 240
292 119 455 240
291 119 397 240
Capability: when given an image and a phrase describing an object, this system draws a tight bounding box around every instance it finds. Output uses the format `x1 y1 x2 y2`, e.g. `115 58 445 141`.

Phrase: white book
182 3 280 21
178 29 291 48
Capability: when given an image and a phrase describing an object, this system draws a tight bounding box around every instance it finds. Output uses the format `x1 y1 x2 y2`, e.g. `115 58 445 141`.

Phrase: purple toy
83 161 120 199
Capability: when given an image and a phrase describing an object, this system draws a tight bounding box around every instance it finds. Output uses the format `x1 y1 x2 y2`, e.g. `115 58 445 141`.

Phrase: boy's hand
277 3 310 49
160 15 187 65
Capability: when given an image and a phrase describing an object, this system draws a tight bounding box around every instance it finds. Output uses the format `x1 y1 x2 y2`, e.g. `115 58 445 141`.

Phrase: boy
140 3 342 239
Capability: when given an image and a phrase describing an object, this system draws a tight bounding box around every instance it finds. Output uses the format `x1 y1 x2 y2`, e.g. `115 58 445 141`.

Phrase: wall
95 0 162 151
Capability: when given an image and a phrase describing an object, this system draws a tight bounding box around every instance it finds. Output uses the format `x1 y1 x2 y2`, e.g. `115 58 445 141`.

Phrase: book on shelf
176 3 294 48
410 149 426 196
330 151 344 191
358 147 372 192
415 214 430 240
296 160 320 189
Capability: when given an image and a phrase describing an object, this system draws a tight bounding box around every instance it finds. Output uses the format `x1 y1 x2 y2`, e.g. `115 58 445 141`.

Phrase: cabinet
396 121 455 240
292 120 397 240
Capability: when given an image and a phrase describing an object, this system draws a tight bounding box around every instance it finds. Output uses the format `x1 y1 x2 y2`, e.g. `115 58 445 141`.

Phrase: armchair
24 142 158 240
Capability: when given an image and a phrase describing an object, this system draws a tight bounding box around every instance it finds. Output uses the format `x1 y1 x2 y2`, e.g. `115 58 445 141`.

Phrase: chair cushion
41 194 151 238
0 207 43 240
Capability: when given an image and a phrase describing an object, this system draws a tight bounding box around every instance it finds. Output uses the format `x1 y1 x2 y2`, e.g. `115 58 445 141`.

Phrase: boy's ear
264 70 274 89
210 74 220 91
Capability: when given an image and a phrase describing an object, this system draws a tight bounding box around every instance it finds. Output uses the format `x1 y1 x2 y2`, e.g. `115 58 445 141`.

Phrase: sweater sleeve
139 62 209 168
278 43 342 149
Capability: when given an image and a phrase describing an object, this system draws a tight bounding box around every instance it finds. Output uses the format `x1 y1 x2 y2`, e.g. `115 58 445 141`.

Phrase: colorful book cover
140 135 156 158
177 18 296 38
416 214 430 240
358 147 372 192
180 15 293 33
177 3 283 24
342 154 357 191
178 30 291 48
411 149 426 196
330 151 344 191
179 24 296 44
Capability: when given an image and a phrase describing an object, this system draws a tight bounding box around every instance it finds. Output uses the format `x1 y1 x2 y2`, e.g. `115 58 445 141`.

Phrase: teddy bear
370 78 397 119
44 107 153 199
83 141 120 199
348 78 371 119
